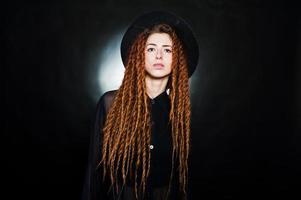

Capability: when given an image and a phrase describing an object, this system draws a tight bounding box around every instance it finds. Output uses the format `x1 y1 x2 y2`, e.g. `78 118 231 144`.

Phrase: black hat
120 10 199 78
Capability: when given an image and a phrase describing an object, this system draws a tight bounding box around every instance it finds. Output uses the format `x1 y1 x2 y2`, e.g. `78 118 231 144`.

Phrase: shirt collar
148 89 170 109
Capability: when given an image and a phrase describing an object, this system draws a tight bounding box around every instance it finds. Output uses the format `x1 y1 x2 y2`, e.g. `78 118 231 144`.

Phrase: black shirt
148 90 173 187
81 89 181 200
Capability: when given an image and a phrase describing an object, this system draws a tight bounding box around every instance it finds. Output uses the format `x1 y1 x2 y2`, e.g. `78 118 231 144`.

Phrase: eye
164 49 172 53
147 48 155 52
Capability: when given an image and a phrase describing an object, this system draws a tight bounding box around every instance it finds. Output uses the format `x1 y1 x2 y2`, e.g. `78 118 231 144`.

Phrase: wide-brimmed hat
120 10 199 78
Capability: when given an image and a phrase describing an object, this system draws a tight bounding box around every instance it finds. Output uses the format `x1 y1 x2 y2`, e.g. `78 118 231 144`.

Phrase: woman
82 10 199 200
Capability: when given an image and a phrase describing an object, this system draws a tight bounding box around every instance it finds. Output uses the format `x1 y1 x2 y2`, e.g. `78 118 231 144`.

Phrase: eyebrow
147 43 172 47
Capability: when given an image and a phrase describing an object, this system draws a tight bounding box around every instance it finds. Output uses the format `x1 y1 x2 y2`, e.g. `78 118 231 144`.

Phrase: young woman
82 10 199 200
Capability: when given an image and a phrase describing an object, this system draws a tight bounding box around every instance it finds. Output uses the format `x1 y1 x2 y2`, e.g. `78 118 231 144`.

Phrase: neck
145 75 169 99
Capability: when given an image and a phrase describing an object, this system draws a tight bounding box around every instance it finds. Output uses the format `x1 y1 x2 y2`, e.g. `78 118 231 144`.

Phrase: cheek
144 54 152 69
166 55 173 68
145 51 156 63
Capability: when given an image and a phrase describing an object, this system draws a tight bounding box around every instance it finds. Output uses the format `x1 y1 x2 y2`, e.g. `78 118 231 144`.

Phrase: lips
153 63 164 68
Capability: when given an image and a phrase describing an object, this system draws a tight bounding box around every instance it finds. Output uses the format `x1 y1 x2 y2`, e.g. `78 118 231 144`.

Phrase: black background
4 0 300 199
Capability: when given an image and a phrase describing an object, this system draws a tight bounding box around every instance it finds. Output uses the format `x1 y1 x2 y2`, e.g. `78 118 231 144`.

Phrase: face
144 33 173 79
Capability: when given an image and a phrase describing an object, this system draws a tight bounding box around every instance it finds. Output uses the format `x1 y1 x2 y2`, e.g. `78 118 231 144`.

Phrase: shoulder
97 90 118 113
101 90 118 103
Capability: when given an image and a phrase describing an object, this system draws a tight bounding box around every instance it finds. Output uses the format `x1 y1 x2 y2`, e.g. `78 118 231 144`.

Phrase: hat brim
120 10 199 78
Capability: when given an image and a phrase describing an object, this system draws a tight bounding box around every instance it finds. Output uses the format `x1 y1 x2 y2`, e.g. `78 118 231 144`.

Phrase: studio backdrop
4 1 300 199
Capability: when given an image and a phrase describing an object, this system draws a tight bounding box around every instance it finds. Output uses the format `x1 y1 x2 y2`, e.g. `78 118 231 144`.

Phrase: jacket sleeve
81 94 110 200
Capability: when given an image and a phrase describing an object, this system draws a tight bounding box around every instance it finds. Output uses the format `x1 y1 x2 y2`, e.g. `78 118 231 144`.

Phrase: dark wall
4 1 300 199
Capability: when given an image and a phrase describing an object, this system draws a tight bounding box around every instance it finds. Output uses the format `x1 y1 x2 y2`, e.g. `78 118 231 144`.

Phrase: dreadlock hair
99 23 191 199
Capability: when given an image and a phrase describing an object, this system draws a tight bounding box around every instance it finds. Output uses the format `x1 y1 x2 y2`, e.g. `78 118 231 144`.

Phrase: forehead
146 33 172 45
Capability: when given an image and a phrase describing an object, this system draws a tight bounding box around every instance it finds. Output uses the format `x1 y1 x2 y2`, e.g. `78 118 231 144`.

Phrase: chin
146 72 171 79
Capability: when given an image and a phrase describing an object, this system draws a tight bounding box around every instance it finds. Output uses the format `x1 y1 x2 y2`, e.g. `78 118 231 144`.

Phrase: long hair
99 23 191 199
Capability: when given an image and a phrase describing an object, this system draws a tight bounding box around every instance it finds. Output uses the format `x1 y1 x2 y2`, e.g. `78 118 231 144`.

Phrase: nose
156 49 162 59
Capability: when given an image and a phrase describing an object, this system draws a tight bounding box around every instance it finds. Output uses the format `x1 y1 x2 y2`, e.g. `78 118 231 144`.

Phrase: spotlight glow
98 32 125 95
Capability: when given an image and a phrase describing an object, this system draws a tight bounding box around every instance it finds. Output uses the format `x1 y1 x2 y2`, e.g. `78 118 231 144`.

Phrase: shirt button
151 121 155 126
151 99 155 104
149 145 154 150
